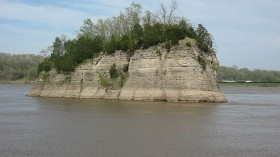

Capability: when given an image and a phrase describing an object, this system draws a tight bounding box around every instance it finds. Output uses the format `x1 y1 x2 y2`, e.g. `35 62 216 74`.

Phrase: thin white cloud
0 0 98 53
0 0 92 30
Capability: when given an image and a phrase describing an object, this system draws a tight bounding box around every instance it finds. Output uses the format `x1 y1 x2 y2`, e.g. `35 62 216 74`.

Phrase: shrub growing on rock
197 55 207 70
109 64 119 79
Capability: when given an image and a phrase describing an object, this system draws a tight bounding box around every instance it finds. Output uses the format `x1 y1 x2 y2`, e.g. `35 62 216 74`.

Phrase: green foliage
56 53 76 73
165 42 171 52
178 19 197 39
98 64 128 89
117 72 127 88
186 42 192 47
0 53 44 82
211 60 219 71
98 72 111 88
109 64 119 79
104 35 119 55
122 64 129 73
186 27 197 39
197 55 207 70
79 19 94 38
120 35 131 52
219 82 280 87
195 24 213 53
37 58 54 75
38 3 217 76
52 37 64 58
143 23 163 49
218 66 280 82
46 35 103 74
73 35 100 62
196 38 209 53
165 24 185 45
132 23 144 49
41 72 50 81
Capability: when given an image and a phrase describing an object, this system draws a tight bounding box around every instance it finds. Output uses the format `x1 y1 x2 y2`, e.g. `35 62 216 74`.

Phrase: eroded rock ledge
28 41 227 102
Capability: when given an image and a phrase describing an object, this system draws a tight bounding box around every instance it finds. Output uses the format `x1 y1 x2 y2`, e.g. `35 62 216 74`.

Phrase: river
0 84 280 157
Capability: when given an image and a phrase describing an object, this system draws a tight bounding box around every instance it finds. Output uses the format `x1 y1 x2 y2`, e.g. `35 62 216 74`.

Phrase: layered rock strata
28 42 227 102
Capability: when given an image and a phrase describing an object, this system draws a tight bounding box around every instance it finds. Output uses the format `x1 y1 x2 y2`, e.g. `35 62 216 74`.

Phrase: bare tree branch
160 0 179 25
160 3 167 24
167 0 178 24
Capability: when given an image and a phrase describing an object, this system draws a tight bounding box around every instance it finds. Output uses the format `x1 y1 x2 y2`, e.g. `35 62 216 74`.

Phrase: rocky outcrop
28 39 227 102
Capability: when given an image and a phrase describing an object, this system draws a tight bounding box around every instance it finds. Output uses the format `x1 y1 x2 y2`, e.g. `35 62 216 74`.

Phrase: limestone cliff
28 39 227 102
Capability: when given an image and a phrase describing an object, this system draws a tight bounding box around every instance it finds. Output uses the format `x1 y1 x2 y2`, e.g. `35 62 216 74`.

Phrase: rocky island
28 2 227 102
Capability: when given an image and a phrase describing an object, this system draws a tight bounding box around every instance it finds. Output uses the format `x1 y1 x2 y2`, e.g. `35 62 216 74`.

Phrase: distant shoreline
219 82 280 87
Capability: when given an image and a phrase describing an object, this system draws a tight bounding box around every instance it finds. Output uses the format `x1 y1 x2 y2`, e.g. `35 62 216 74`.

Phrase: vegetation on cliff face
0 53 44 83
197 55 207 70
98 64 128 89
38 1 215 75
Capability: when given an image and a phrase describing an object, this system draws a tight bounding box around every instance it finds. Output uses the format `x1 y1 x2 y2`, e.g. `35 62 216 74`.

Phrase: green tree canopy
0 53 44 82
38 1 217 74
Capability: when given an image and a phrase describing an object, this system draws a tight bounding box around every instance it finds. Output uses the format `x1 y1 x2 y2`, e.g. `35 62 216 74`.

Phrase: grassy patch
98 72 112 88
98 64 128 89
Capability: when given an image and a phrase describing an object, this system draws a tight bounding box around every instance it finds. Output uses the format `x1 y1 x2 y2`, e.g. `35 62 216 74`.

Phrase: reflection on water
0 84 280 157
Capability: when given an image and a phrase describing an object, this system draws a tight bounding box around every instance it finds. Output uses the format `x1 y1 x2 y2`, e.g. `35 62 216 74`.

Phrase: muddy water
0 84 279 157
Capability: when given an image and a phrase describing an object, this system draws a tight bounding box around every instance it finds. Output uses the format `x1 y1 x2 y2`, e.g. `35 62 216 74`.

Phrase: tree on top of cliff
38 0 215 74
196 24 214 53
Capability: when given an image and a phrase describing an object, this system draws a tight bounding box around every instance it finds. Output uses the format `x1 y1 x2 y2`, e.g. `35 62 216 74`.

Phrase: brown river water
0 84 280 157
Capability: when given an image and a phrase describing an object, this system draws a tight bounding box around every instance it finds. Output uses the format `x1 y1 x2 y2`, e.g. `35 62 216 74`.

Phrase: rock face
28 41 227 102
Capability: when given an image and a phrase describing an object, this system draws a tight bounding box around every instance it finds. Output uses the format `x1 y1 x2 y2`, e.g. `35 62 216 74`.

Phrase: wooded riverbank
219 82 280 87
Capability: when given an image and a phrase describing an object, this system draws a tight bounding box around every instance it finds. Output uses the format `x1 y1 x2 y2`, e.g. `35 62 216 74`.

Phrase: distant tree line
0 53 44 83
38 1 215 74
218 66 280 82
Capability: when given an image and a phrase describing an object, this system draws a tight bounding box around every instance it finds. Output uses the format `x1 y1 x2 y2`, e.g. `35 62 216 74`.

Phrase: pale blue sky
0 0 279 70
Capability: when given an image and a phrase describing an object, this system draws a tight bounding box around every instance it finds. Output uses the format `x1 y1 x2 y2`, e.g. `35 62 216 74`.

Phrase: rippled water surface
0 84 280 157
